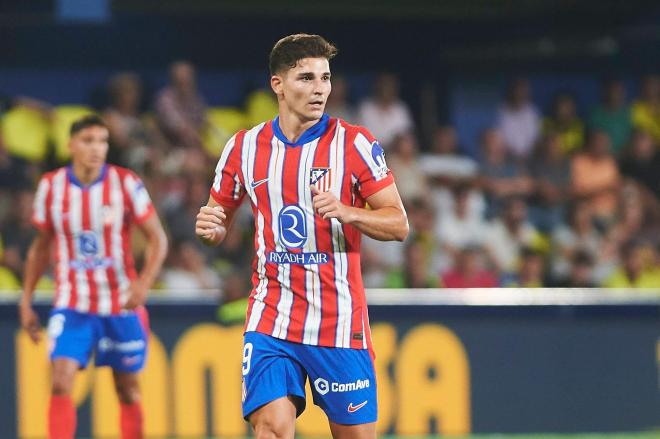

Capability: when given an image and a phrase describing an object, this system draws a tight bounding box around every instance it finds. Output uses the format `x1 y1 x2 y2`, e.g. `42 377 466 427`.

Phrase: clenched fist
195 205 227 246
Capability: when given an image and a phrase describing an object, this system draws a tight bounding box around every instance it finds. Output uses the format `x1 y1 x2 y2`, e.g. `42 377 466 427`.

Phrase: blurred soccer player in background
18 115 168 439
195 34 409 439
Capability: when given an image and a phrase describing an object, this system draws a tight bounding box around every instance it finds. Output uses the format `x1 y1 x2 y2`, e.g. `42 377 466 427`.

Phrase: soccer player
195 34 409 439
18 115 168 439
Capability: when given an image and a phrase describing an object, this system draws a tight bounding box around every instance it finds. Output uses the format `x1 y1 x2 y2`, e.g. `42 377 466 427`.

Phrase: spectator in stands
386 131 429 202
435 183 488 272
384 236 439 288
0 190 36 279
528 132 571 232
216 270 250 324
324 75 356 121
619 129 660 200
631 74 660 143
604 241 660 288
440 245 498 288
478 128 533 218
497 77 541 161
543 92 585 155
484 196 542 276
570 129 621 227
160 240 222 295
104 72 164 172
589 79 632 156
551 201 608 283
357 72 414 148
554 250 597 288
505 247 546 287
155 61 208 150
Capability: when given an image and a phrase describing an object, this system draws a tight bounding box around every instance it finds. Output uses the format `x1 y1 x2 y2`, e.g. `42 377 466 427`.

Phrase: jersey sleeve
349 127 395 199
210 133 246 208
31 175 53 231
122 171 155 224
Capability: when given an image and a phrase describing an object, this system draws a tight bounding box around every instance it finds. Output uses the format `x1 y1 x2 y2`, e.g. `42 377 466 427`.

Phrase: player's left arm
311 183 409 241
124 213 168 310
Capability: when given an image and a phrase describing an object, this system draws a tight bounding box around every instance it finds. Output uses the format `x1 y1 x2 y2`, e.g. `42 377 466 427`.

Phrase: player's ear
271 74 283 96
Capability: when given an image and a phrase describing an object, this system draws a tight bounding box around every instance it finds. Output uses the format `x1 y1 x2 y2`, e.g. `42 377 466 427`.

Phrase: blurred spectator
484 196 542 275
497 78 541 160
216 271 250 324
357 73 413 148
325 75 356 121
104 72 165 172
478 128 533 218
604 241 660 288
0 190 36 278
385 236 439 288
440 246 498 288
435 183 488 272
543 92 585 154
551 201 609 283
570 130 621 227
160 240 222 295
155 61 208 149
554 250 597 288
619 129 660 200
589 79 632 156
528 132 571 232
631 75 660 143
505 247 546 287
386 132 429 201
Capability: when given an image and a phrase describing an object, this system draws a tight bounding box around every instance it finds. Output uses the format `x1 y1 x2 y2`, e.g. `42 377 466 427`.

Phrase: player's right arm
195 196 240 247
18 228 54 343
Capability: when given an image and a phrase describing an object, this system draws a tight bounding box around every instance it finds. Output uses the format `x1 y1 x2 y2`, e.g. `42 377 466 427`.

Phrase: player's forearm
345 206 409 242
21 239 50 303
138 229 168 288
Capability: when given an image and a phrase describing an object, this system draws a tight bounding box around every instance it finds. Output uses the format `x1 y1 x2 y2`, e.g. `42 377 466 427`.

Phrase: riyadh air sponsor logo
278 205 307 248
98 337 145 353
267 251 328 265
348 400 368 413
250 177 269 189
78 231 99 256
314 377 370 396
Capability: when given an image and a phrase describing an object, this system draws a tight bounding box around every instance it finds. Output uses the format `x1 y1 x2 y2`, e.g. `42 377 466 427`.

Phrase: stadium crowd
0 64 659 302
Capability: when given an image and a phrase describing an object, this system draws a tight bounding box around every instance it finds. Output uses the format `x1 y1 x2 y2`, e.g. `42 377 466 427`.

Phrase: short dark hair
269 33 337 75
70 114 107 136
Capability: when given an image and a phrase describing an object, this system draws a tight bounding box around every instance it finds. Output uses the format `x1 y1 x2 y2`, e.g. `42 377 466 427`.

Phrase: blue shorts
242 331 377 425
47 308 148 373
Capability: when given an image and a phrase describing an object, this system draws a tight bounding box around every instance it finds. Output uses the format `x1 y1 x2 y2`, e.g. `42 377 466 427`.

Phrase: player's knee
252 415 294 439
50 368 75 396
114 379 140 404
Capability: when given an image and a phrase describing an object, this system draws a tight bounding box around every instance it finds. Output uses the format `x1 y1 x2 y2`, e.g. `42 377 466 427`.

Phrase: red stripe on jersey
280 144 306 343
249 123 281 336
62 177 78 310
310 118 340 346
81 189 99 313
118 168 138 283
103 172 121 314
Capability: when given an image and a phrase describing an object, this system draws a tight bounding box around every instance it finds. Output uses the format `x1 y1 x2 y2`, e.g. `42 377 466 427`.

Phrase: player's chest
51 185 127 235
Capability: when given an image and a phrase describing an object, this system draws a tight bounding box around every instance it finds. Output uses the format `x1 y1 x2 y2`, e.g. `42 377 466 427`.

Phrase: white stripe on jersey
329 122 352 348
300 138 322 345
354 132 388 181
109 168 130 306
89 182 111 314
68 185 91 313
52 170 71 309
33 178 49 226
212 134 237 194
271 138 294 339
244 124 269 332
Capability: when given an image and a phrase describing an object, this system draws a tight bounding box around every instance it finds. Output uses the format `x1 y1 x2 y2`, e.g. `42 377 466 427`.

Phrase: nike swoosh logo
347 400 368 413
250 178 269 189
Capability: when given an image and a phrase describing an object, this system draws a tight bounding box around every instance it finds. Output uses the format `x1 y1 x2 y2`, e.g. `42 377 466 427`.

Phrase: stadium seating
0 107 50 162
204 107 248 156
245 90 278 128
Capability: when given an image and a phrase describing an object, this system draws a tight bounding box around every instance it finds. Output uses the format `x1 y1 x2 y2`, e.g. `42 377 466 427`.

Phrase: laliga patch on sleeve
370 141 388 178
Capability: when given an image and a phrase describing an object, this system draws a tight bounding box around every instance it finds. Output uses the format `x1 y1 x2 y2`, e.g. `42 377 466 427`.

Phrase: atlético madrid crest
310 167 332 192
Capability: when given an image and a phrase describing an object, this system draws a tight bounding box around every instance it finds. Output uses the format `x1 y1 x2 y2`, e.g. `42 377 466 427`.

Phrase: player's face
273 57 331 122
69 125 109 171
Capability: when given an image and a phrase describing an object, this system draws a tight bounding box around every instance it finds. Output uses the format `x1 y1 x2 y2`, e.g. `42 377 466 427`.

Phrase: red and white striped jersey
210 115 394 350
32 165 155 315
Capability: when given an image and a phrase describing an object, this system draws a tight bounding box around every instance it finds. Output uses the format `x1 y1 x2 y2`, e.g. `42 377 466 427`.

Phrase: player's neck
71 162 104 186
277 111 319 144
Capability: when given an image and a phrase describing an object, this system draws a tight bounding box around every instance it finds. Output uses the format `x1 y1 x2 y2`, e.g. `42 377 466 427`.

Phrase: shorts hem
243 391 306 421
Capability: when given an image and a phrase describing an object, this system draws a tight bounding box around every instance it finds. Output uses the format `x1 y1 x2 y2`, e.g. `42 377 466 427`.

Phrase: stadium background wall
2 302 659 438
